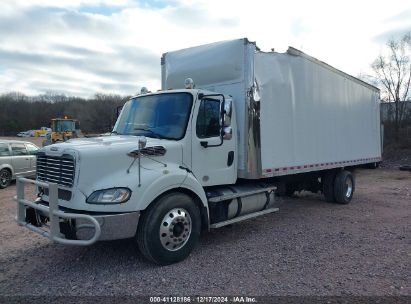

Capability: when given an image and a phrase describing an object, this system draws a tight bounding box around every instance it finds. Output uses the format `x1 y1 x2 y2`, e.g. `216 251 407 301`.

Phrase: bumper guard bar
14 177 101 246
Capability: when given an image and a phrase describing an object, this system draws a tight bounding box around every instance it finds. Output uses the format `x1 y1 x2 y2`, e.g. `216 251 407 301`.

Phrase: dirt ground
0 160 410 297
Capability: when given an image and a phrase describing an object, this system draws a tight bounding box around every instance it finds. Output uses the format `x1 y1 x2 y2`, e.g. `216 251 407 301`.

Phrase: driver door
191 95 236 186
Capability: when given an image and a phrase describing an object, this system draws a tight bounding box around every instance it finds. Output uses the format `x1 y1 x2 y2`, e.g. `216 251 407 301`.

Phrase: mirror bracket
200 141 208 148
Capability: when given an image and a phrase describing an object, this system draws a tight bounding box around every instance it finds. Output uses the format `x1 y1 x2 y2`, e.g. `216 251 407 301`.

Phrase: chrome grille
36 153 75 188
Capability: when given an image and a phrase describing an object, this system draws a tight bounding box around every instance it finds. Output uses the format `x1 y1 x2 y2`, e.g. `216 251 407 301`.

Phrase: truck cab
17 88 267 265
113 89 237 186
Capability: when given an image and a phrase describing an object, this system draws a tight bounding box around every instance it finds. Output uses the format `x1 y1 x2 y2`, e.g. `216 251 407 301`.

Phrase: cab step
207 186 276 203
210 207 279 228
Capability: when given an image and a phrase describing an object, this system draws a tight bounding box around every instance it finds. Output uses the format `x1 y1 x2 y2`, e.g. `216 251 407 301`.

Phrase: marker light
184 78 195 89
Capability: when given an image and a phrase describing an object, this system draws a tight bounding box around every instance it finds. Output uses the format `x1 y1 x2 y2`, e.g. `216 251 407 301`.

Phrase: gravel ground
0 168 410 297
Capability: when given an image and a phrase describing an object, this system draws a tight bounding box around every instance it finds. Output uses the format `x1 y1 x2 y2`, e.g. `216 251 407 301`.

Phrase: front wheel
136 192 201 265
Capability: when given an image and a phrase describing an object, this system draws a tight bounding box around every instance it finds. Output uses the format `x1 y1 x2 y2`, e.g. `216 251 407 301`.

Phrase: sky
1 0 411 97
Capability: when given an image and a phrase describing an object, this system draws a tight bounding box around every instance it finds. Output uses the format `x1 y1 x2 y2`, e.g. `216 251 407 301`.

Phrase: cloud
373 27 411 44
0 45 159 92
1 0 411 97
290 17 309 38
0 7 122 43
0 3 162 96
384 9 411 23
373 8 411 43
162 4 239 29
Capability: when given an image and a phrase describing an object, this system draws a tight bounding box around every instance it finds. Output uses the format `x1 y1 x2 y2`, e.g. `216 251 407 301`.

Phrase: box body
162 39 381 179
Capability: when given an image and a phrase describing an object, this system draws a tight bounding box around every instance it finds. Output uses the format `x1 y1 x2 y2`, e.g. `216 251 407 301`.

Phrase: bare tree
372 33 411 142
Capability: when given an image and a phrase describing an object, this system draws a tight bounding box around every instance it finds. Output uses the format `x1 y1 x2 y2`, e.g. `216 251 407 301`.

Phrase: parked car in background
17 131 31 137
0 140 39 189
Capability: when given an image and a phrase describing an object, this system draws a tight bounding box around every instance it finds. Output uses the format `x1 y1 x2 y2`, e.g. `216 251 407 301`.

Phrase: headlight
87 188 131 204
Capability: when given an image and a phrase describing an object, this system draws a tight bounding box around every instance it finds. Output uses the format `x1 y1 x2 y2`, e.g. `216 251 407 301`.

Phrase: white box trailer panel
162 39 382 179
255 49 381 177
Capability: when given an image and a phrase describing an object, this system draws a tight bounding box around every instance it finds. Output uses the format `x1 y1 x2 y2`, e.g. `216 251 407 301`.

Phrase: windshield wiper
133 127 163 139
111 131 122 135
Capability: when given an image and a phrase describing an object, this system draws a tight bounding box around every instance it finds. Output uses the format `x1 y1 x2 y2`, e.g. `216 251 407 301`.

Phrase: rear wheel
0 169 11 189
322 171 336 202
334 170 355 204
136 192 201 265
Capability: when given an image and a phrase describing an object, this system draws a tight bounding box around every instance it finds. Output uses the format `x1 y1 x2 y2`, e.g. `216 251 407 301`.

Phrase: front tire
136 192 201 265
334 170 355 204
0 169 11 189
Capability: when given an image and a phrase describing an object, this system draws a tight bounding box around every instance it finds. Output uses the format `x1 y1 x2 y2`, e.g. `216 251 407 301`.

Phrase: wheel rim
0 170 10 186
345 178 353 198
159 208 192 251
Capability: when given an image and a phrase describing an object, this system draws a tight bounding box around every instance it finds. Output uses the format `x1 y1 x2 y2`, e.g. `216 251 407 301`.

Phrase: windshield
53 120 76 132
113 92 193 140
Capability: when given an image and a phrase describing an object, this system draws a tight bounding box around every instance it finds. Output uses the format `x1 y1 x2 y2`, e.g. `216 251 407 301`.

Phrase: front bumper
75 211 140 241
15 177 140 245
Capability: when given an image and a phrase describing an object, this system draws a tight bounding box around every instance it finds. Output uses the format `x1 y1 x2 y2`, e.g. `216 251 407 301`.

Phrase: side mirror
223 115 231 127
224 99 232 127
224 99 232 116
223 127 232 140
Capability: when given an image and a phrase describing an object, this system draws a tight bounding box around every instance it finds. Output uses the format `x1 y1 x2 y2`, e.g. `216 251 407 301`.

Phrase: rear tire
136 192 201 265
334 170 355 204
0 169 11 189
322 171 336 202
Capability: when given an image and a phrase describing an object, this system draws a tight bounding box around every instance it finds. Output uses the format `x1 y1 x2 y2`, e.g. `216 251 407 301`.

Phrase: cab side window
11 144 28 156
26 143 38 155
0 143 11 157
196 99 221 138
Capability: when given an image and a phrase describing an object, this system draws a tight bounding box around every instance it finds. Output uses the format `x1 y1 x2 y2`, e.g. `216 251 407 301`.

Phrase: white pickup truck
15 38 381 265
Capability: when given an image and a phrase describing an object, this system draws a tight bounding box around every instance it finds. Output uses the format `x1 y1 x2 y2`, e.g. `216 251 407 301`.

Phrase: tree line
371 32 411 142
0 92 130 136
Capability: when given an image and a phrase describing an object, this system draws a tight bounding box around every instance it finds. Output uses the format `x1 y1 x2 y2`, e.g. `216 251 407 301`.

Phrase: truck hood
42 135 182 156
40 135 185 198
45 135 168 150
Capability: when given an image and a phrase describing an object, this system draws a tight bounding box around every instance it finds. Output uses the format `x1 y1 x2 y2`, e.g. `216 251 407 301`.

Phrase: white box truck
15 38 381 265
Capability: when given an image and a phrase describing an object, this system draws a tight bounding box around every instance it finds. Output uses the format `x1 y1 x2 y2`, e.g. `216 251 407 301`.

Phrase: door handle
227 151 234 166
